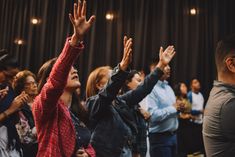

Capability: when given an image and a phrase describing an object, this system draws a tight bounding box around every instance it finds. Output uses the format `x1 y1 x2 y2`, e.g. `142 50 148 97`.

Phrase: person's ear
225 58 235 73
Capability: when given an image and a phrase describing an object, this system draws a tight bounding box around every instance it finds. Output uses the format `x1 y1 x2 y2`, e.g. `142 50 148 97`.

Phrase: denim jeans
149 132 177 157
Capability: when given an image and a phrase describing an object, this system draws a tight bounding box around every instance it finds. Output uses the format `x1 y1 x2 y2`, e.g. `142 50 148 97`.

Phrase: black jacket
86 65 164 157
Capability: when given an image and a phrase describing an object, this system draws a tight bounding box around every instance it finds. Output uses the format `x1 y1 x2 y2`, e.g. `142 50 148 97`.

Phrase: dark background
1 0 235 100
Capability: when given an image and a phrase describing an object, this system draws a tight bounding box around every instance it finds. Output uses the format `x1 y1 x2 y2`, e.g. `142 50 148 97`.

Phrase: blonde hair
86 66 111 98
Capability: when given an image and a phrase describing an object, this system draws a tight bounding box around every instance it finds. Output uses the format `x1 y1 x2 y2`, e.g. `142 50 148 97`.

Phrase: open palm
159 46 176 66
69 0 95 40
120 36 133 71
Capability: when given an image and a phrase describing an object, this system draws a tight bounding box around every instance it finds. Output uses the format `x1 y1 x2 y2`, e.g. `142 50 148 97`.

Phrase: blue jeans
149 132 177 157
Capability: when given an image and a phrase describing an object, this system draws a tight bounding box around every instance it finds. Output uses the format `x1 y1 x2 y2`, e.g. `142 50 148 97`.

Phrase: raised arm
99 36 133 100
34 0 95 115
87 36 133 121
119 46 176 106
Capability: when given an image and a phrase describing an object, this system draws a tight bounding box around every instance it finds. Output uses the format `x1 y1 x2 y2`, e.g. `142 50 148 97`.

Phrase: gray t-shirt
203 81 235 157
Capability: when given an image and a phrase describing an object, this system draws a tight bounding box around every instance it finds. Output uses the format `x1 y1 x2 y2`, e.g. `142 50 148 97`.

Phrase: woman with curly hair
12 70 38 157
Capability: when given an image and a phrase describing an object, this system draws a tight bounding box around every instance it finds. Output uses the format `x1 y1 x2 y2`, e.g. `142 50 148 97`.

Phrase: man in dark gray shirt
203 34 235 157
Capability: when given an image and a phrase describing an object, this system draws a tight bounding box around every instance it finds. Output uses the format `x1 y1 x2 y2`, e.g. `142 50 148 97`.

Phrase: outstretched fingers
120 36 133 71
69 14 75 26
126 38 132 48
164 45 174 52
170 51 176 58
73 0 82 20
126 39 132 53
158 45 176 66
126 38 133 62
127 47 132 61
123 36 127 47
74 3 78 19
162 46 174 57
166 46 175 56
159 46 163 57
77 0 82 18
81 0 86 17
87 15 96 25
124 38 132 57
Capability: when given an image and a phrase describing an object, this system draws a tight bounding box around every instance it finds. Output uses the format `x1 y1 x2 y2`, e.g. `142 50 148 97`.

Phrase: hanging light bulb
31 18 41 25
106 12 114 20
14 39 25 45
190 8 197 15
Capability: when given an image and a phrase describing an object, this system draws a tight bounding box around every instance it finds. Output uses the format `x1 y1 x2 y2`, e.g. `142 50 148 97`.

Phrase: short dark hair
215 34 235 72
121 70 139 93
190 77 199 85
174 82 183 97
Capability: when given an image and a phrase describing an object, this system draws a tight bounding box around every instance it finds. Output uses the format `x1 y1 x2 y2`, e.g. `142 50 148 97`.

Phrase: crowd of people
1 1 235 157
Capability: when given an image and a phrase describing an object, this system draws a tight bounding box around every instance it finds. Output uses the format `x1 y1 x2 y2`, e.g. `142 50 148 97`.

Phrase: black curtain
1 0 235 100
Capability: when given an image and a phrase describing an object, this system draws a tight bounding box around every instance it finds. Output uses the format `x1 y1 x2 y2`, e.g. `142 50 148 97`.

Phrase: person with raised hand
32 1 95 157
86 38 176 157
146 46 182 157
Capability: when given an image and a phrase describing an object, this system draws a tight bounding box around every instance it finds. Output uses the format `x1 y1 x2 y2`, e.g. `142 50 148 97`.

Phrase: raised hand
157 46 176 70
120 36 133 71
69 0 95 46
159 46 176 65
